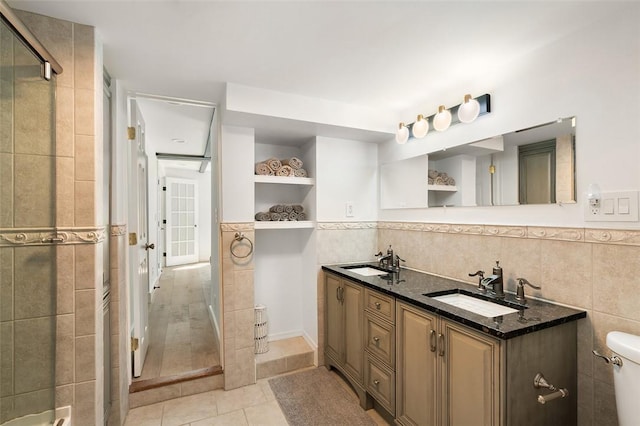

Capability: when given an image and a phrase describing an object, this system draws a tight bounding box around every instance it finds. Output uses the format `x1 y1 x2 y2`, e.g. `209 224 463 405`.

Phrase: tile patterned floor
124 369 390 426
134 262 220 382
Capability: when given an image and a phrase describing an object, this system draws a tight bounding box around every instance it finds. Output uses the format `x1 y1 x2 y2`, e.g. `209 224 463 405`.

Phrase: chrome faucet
375 245 404 271
480 261 504 299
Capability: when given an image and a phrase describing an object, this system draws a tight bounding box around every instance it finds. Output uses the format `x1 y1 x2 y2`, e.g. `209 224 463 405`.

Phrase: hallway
135 263 220 381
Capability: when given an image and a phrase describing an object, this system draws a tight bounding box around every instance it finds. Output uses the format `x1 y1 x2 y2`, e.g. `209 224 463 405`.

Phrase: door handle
145 243 155 250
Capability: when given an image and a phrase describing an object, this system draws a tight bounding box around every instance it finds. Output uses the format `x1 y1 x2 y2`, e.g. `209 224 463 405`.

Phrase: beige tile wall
15 10 104 426
220 224 255 390
109 227 129 425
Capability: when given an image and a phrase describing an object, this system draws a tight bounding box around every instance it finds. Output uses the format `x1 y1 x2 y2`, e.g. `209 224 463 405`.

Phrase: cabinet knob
373 336 380 343
373 379 380 386
375 302 381 309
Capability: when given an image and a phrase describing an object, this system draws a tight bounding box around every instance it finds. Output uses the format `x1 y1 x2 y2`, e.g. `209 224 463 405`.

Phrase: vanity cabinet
324 271 578 426
324 273 366 402
363 288 396 414
396 301 501 426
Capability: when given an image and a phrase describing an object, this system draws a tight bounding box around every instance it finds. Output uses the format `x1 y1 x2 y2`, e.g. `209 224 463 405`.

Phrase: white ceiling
10 1 623 109
135 96 214 170
8 1 627 158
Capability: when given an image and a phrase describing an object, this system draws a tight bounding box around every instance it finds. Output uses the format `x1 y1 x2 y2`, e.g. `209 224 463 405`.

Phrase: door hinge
129 232 138 246
131 337 139 351
163 252 166 257
127 126 136 140
162 186 166 191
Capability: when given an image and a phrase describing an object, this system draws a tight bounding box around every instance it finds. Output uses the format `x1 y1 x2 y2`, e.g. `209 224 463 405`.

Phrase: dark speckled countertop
322 263 586 340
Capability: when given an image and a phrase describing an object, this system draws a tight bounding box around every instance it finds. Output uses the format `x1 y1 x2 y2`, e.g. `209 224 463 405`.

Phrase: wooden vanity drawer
364 313 395 366
365 353 396 414
365 288 395 323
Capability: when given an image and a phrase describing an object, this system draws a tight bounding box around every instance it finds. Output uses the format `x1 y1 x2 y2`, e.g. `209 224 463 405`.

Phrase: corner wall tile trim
220 223 254 232
316 222 377 230
374 221 640 247
110 224 126 237
0 226 106 246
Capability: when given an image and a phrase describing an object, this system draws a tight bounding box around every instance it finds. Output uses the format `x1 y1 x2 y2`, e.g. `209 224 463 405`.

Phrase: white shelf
254 221 315 230
255 175 315 185
428 184 458 192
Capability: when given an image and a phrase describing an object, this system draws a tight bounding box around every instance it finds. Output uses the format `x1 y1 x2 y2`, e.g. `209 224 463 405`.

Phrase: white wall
220 125 254 222
316 136 378 222
378 7 640 228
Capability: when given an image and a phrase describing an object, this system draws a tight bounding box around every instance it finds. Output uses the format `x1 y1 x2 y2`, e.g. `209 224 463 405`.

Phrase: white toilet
606 331 640 426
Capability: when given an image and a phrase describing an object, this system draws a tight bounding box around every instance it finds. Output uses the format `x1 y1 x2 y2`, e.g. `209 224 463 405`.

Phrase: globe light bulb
457 94 480 123
395 123 409 144
433 105 452 132
412 114 429 139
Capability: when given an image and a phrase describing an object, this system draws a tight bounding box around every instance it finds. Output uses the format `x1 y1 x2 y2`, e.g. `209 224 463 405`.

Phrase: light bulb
457 94 480 123
433 105 452 132
412 115 429 138
395 122 409 144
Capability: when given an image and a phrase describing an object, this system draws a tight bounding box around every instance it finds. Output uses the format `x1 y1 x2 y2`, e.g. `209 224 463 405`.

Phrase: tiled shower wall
315 222 639 426
14 10 106 426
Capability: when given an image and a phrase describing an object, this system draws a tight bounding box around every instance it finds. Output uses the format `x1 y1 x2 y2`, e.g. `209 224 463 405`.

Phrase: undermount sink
424 289 523 318
341 265 391 276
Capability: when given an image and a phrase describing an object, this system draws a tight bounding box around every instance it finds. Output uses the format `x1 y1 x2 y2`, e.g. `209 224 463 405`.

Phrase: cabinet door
440 319 501 426
342 280 364 382
325 274 343 363
396 302 438 426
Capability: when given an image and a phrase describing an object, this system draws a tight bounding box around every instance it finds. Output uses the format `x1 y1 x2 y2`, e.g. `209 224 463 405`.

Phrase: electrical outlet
585 191 639 221
345 202 354 217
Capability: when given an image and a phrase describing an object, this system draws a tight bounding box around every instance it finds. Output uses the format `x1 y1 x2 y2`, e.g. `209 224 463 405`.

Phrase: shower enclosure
1 5 61 425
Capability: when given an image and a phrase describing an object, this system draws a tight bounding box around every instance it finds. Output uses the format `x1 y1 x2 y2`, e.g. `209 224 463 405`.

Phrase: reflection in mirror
428 117 575 206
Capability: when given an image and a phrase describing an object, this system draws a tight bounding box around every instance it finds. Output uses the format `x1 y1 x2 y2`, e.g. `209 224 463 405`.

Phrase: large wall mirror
427 116 576 207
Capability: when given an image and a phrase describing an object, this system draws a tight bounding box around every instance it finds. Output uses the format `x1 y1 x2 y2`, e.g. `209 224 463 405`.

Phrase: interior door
165 177 199 266
128 99 151 377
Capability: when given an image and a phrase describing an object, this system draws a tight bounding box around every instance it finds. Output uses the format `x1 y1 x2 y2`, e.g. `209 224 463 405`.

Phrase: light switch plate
345 202 354 217
585 190 639 221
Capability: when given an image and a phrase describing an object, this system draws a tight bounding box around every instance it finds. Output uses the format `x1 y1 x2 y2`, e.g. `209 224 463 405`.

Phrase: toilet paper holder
534 372 569 404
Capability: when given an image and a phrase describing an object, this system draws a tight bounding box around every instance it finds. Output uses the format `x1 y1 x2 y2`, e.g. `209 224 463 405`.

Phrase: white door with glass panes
165 177 199 266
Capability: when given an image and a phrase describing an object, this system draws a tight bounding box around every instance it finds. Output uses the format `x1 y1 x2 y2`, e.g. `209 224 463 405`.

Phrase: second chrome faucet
470 261 505 299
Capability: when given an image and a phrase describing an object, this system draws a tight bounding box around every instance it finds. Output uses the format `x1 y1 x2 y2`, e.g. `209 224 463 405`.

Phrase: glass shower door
0 17 57 426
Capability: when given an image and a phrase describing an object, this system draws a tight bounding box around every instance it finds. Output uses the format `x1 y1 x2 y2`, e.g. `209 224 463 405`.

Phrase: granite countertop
322 263 586 340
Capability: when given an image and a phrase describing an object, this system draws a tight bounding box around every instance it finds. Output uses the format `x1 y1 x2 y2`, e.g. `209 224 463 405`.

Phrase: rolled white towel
282 157 303 169
255 162 272 176
276 165 293 176
266 158 282 172
293 168 308 178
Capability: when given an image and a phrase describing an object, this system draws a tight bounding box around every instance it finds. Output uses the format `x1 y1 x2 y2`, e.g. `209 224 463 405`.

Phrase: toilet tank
606 331 640 426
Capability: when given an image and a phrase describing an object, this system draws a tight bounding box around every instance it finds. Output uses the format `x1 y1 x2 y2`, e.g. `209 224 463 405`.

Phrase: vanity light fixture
395 122 410 144
433 105 452 132
412 115 429 138
457 94 481 123
395 93 491 144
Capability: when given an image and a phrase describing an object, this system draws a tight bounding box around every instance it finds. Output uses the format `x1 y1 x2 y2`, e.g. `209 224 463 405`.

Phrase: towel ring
230 232 253 258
